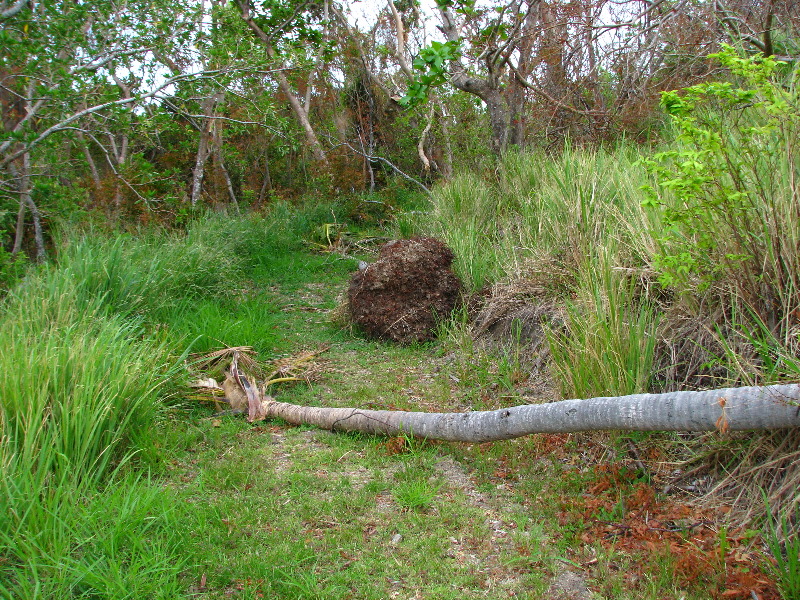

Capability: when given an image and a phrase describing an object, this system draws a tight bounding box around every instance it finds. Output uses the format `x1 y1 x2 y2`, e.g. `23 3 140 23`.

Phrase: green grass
418 145 657 293
0 275 186 597
0 178 787 598
0 474 188 600
547 247 660 399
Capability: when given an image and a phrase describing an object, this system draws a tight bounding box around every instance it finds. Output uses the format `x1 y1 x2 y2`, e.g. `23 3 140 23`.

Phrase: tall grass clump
49 201 331 323
56 224 242 321
425 172 500 291
424 145 656 292
547 247 660 398
495 145 656 274
0 245 188 595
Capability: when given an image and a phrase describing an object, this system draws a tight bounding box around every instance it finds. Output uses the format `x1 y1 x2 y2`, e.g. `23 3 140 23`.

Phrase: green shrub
641 45 800 335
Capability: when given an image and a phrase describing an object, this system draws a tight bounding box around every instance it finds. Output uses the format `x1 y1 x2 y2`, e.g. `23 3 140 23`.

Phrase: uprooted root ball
347 237 462 344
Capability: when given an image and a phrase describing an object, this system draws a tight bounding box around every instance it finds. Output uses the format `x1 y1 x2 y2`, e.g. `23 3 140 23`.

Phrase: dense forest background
2 0 798 260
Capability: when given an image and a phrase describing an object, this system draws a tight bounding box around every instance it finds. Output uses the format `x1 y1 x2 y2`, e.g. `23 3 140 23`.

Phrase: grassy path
162 250 595 599
161 248 770 600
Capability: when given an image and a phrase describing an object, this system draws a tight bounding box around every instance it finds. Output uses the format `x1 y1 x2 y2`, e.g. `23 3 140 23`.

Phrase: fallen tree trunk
263 384 800 442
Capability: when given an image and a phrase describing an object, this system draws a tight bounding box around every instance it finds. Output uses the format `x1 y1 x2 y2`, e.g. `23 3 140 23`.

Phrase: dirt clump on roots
347 237 462 344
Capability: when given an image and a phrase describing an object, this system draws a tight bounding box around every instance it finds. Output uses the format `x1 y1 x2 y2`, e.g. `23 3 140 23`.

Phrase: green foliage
763 499 800 600
0 473 187 599
547 248 660 399
641 46 800 330
250 0 328 52
0 244 27 291
400 41 461 107
0 254 187 596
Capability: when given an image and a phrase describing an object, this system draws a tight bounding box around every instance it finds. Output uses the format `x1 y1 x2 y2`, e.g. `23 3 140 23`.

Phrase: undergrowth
2 51 798 595
0 199 364 597
416 48 800 538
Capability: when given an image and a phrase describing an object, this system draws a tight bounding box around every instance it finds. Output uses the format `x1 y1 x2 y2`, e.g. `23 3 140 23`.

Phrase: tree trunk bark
260 384 800 441
109 74 132 212
12 195 25 254
437 5 510 154
417 105 434 171
190 92 222 207
215 143 240 213
190 128 212 207
435 98 454 179
77 131 102 190
272 66 328 164
257 148 272 205
8 151 44 260
237 1 329 165
508 1 539 148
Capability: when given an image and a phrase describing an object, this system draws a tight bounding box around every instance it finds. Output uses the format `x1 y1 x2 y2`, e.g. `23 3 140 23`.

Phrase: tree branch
508 63 604 117
0 69 253 167
331 140 430 194
0 0 28 20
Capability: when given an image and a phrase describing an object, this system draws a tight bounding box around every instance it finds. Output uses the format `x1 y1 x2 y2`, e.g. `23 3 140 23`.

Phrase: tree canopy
1 0 798 256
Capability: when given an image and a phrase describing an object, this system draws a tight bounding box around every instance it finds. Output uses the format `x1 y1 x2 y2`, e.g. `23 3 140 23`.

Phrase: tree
0 0 211 250
257 384 800 441
236 0 330 165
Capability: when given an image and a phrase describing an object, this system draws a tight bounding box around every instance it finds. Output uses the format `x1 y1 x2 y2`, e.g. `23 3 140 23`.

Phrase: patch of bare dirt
547 567 593 600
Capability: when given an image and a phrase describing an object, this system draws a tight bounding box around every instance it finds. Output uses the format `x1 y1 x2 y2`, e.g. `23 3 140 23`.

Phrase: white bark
12 195 25 254
238 1 328 164
77 130 102 188
0 0 29 20
190 92 222 206
214 135 240 213
109 73 132 210
262 384 800 442
388 0 413 78
7 151 44 260
417 105 434 171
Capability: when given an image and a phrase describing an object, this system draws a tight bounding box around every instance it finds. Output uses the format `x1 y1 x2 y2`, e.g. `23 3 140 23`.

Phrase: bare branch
508 63 604 117
417 105 434 171
387 0 413 77
0 68 263 167
66 127 155 206
0 0 28 20
331 140 430 194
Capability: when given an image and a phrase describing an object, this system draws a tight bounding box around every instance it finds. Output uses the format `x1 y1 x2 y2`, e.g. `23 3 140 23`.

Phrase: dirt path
249 278 596 598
